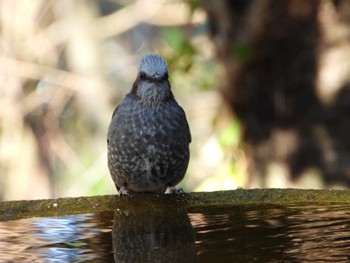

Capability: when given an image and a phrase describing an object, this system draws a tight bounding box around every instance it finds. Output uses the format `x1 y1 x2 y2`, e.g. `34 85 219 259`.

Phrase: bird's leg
169 186 185 194
118 186 130 196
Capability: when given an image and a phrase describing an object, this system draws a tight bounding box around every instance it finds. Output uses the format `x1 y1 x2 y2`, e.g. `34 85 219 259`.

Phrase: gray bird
107 54 191 196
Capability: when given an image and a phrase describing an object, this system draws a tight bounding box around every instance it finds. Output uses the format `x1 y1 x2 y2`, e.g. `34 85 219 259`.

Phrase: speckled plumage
107 54 191 195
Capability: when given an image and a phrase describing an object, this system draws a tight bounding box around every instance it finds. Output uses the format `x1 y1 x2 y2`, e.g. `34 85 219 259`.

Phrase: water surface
1 204 350 262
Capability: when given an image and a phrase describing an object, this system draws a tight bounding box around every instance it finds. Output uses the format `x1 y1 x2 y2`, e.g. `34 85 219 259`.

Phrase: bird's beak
150 74 163 83
153 74 161 80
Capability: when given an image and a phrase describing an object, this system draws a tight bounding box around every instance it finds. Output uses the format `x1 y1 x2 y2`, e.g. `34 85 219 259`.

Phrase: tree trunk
202 0 350 187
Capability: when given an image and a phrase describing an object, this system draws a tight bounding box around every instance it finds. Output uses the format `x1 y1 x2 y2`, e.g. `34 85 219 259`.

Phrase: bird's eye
162 72 169 81
139 71 146 80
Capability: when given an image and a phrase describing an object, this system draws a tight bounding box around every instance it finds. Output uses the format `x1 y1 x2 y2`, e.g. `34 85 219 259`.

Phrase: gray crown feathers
139 54 168 78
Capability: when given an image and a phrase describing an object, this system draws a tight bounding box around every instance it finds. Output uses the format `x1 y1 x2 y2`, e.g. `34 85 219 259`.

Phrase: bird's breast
109 100 189 148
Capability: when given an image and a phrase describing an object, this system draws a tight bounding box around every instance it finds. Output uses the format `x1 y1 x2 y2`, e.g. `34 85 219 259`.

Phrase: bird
107 54 191 196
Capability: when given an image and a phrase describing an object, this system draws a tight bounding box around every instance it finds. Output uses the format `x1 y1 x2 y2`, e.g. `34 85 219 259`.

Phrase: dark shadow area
202 0 350 186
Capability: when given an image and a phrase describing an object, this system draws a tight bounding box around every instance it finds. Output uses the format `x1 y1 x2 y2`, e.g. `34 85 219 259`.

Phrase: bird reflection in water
112 206 196 263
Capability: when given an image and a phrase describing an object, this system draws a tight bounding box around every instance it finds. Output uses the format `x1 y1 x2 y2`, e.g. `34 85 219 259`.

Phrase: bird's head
132 54 173 104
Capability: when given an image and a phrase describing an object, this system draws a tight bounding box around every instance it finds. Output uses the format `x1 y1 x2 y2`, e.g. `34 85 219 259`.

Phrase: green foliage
188 0 201 15
232 42 253 62
219 118 241 149
162 27 197 72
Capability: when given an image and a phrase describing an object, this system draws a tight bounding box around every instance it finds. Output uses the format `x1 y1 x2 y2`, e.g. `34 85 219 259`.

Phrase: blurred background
1 0 350 201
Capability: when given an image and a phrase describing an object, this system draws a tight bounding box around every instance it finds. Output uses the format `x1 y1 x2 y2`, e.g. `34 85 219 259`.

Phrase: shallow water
1 204 350 262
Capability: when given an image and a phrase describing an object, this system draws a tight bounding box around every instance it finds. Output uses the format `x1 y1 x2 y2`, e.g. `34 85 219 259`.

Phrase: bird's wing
179 106 191 143
111 105 119 119
187 120 192 143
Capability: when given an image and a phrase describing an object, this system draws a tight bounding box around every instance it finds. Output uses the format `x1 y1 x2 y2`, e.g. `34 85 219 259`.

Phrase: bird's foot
117 187 131 196
169 187 185 194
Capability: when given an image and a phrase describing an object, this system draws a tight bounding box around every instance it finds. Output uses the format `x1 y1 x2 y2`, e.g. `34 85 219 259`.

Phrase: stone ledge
1 188 350 221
